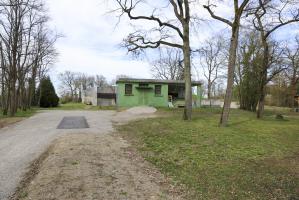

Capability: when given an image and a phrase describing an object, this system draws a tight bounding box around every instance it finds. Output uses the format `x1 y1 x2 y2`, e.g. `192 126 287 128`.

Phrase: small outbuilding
116 78 202 108
82 86 116 106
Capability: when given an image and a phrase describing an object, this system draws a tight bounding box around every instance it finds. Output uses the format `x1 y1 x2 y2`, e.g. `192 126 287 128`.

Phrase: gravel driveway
0 110 116 200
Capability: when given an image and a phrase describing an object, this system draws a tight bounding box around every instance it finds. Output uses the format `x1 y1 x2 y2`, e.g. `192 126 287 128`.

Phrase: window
155 85 162 96
125 84 133 95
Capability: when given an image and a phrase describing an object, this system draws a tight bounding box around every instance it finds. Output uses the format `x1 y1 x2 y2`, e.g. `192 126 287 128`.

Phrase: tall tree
284 35 299 109
250 0 299 118
39 76 59 108
235 31 262 111
114 0 193 120
0 0 57 116
203 0 250 126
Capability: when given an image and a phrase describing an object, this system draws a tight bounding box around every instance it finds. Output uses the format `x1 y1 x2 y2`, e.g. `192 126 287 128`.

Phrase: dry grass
0 118 25 128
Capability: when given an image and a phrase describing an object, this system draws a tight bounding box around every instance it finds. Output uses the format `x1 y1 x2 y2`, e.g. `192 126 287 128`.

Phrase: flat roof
116 78 202 86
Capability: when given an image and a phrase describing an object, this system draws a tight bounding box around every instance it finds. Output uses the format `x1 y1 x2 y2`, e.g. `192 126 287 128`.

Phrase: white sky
47 0 299 90
47 0 230 89
47 0 153 89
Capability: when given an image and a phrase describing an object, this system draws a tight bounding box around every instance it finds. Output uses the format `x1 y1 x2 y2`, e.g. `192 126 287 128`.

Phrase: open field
118 108 299 199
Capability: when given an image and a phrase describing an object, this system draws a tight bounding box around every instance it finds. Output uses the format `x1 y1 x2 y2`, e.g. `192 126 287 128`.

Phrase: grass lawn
118 108 299 199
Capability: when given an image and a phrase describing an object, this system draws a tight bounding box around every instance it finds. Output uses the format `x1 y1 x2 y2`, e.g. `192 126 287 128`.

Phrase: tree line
58 71 115 103
113 0 299 125
0 0 58 116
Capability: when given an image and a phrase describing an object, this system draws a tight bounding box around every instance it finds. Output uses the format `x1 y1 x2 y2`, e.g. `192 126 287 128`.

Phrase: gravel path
0 110 115 200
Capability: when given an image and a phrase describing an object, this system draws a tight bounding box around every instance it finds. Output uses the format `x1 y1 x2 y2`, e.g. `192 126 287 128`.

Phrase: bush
60 95 73 104
39 77 59 108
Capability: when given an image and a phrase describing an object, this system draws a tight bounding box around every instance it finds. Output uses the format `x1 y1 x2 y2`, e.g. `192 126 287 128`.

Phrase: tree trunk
183 23 192 120
290 73 298 109
208 79 212 107
1 80 8 115
257 83 266 118
257 40 269 118
219 24 239 126
28 64 37 108
9 78 17 117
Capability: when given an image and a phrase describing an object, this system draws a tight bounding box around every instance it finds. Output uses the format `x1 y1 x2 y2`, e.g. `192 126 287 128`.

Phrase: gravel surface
0 107 159 200
17 134 183 200
126 106 157 115
0 110 115 200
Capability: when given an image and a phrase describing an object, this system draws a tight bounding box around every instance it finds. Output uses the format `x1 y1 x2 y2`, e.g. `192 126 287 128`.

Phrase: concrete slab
57 116 89 129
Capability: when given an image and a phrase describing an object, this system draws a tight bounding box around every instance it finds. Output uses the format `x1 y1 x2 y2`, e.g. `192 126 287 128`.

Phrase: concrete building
82 86 116 106
116 78 202 108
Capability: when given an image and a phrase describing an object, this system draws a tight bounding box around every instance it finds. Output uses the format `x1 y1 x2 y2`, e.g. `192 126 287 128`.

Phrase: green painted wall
117 83 169 107
117 81 203 108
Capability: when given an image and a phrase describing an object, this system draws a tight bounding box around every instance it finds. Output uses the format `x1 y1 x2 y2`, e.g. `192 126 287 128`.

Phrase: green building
116 78 202 108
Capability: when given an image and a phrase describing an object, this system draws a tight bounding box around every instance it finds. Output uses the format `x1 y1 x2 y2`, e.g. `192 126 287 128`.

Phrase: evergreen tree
39 77 59 108
236 32 262 112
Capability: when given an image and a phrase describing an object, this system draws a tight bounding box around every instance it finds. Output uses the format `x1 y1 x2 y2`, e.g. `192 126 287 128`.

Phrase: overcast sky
47 0 299 90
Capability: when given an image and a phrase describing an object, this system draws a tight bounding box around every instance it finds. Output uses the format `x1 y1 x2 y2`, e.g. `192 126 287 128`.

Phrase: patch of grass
40 102 115 111
0 109 37 128
118 108 299 199
71 161 80 165
19 191 28 199
0 109 37 119
119 191 128 196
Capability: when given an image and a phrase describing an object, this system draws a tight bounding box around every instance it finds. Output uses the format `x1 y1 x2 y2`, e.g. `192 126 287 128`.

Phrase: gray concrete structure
82 86 116 106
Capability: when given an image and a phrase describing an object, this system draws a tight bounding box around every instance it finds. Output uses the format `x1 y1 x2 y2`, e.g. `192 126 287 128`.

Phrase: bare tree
0 0 57 116
150 48 184 80
95 74 108 88
249 0 299 118
114 0 193 120
284 35 299 109
28 23 58 108
203 0 250 126
58 71 76 99
197 36 226 106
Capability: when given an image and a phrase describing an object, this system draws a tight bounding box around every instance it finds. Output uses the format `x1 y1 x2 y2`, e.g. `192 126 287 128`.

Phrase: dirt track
0 110 115 200
0 109 183 200
16 133 182 200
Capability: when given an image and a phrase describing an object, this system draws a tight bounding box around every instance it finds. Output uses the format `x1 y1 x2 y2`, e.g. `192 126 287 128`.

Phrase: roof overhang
116 78 202 86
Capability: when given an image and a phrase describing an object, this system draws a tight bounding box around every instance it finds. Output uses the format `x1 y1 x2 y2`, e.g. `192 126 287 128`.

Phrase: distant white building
82 86 116 106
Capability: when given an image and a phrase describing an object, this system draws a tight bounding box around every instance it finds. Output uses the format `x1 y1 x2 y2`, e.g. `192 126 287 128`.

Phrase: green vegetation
0 109 37 119
41 102 115 111
39 77 59 108
118 108 299 199
0 109 37 128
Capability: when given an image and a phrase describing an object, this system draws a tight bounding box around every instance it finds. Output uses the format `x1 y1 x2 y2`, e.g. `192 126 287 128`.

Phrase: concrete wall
82 87 97 105
98 98 116 107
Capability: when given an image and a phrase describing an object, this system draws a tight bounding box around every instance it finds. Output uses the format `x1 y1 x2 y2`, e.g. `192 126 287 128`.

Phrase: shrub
39 77 59 108
60 95 73 104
